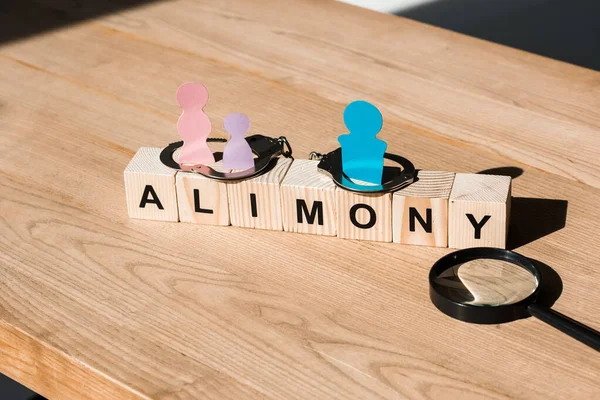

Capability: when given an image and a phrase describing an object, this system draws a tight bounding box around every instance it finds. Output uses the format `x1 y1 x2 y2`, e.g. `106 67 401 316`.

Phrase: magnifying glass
429 247 600 351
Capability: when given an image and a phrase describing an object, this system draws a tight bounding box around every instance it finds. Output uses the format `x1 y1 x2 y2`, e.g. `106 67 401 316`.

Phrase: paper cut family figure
176 83 387 182
176 83 215 165
338 100 387 185
223 113 254 170
176 82 254 170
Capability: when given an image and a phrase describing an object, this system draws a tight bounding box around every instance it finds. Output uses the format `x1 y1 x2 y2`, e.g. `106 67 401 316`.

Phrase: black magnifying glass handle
528 303 600 351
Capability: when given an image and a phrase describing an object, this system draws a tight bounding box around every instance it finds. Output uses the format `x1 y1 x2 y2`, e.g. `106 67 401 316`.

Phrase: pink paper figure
176 82 215 165
222 113 254 170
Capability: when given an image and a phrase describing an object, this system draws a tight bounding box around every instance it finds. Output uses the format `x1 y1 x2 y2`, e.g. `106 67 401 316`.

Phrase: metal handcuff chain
161 135 413 193
310 148 415 194
160 135 292 181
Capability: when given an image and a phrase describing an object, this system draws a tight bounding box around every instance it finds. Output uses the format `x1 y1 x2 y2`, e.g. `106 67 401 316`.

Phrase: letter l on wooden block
448 173 512 249
227 158 293 230
176 171 230 225
281 159 337 236
124 147 179 221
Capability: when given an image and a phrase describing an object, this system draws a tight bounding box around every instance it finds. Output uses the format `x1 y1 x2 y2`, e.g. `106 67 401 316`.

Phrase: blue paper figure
338 100 387 185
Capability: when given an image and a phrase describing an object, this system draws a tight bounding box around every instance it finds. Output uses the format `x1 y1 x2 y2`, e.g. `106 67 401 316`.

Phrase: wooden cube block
336 190 392 242
448 173 512 249
124 147 179 221
227 157 293 230
280 159 337 236
176 171 230 226
392 171 455 247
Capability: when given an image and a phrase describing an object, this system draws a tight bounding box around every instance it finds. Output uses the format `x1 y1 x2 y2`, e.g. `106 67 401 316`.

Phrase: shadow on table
478 166 523 179
507 197 568 250
0 0 163 45
476 166 568 249
398 0 600 71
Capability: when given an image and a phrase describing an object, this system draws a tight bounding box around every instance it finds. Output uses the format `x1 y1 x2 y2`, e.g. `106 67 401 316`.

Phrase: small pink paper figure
222 113 254 170
176 82 215 165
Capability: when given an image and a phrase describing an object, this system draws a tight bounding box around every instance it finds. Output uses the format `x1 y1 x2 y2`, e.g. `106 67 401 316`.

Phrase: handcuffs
160 135 415 194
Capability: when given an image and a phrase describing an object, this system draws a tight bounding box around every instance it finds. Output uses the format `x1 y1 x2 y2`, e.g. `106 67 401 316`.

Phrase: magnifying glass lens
432 259 539 307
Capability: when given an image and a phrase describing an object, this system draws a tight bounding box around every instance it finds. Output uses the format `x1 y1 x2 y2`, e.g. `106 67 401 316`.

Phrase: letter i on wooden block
124 147 179 221
336 190 392 242
227 158 293 230
392 171 455 247
281 159 337 236
176 171 230 226
448 173 512 249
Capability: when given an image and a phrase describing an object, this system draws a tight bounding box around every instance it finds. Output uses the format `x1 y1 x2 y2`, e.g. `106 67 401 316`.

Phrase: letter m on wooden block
281 159 337 236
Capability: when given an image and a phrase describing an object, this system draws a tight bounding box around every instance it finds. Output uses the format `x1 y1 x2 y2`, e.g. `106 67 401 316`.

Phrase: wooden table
1 1 599 398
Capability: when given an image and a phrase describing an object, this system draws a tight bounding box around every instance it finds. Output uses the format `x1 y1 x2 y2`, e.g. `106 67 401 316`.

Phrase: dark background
398 0 600 71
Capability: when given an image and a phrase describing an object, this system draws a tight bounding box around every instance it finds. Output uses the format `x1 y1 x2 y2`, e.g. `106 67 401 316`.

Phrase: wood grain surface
1 0 600 399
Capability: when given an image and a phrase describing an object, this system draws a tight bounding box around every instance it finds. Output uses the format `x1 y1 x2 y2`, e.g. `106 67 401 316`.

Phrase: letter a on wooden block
336 190 392 242
392 171 455 247
227 158 293 230
448 173 512 249
281 159 337 236
176 171 229 225
124 147 179 221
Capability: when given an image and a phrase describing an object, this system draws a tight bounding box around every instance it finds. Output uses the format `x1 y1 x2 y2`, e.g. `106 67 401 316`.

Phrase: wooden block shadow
507 197 568 250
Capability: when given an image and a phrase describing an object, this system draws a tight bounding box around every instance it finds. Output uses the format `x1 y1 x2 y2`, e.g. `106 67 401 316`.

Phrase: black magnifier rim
429 248 543 324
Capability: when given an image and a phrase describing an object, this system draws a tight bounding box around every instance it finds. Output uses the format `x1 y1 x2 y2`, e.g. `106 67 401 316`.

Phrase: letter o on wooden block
336 190 392 242
227 158 293 230
124 147 179 221
448 173 512 249
281 159 337 236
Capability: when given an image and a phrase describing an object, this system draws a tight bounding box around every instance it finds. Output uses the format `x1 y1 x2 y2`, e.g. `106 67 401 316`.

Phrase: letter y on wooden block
124 147 179 221
392 171 455 247
281 159 337 236
176 171 230 225
227 158 293 230
448 173 512 249
336 190 392 242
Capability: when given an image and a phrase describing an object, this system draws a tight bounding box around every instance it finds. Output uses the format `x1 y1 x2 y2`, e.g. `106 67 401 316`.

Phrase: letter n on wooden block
176 171 229 225
227 158 293 230
124 147 179 221
281 159 336 236
392 171 455 247
448 173 512 249
336 190 392 242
